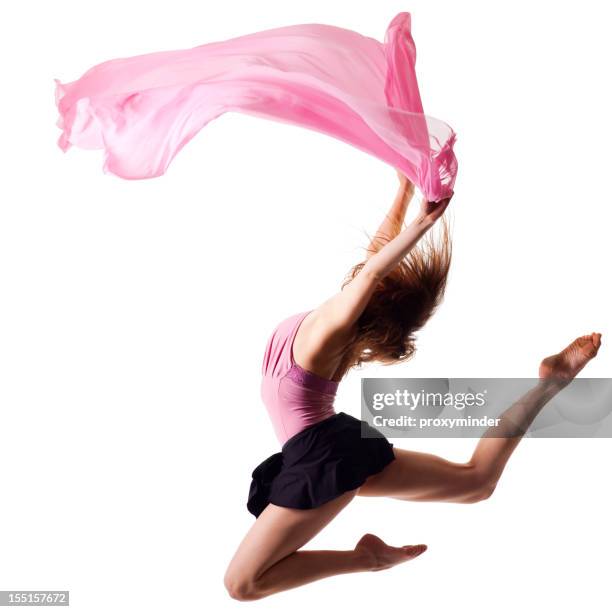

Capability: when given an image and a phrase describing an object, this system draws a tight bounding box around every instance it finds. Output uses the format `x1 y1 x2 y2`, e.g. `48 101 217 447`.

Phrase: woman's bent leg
224 488 426 600
224 490 360 601
358 446 493 503
360 333 601 502
359 382 561 502
359 379 567 502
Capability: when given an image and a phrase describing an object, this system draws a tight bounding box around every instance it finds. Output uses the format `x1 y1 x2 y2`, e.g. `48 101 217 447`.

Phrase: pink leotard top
261 310 339 445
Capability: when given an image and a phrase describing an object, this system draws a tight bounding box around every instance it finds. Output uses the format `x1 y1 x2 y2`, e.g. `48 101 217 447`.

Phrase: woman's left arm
366 171 415 257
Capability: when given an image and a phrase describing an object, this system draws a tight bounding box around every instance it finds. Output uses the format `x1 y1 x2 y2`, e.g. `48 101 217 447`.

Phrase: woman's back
260 310 339 445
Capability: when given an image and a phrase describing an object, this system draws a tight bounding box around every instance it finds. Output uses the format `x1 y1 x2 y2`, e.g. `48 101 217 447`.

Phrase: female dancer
224 172 602 601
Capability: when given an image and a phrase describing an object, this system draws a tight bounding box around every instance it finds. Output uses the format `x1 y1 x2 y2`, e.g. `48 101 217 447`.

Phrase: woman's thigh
226 488 359 582
358 447 478 502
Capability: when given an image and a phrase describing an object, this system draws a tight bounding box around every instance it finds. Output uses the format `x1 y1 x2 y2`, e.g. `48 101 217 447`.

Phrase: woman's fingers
421 193 452 221
437 196 452 214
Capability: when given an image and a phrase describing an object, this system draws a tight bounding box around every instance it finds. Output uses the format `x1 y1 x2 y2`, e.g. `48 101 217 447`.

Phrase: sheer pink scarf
55 12 457 201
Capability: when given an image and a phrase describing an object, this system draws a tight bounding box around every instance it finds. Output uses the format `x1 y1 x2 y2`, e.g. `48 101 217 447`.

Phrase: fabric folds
54 12 457 201
247 412 395 518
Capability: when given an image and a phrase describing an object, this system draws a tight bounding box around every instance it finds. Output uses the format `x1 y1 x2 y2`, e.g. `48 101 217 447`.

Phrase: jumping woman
223 172 602 601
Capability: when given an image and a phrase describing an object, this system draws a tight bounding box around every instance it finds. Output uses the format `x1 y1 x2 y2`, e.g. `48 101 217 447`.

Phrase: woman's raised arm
310 193 452 337
366 171 415 258
363 194 451 281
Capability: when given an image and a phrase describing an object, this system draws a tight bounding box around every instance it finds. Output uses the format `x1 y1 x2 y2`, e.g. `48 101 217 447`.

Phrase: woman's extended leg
359 333 602 503
224 489 426 601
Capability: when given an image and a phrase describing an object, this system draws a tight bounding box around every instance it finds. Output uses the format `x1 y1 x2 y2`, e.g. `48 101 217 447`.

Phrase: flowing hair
340 215 452 369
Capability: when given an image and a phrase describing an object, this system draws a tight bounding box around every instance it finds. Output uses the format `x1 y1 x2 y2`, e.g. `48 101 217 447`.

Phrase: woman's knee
462 481 496 503
460 465 497 503
223 569 262 602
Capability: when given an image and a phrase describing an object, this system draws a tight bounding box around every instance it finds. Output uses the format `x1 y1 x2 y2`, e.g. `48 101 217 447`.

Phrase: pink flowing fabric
54 12 457 201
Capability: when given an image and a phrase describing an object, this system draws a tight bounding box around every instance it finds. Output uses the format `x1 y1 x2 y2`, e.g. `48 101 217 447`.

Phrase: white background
1 1 610 610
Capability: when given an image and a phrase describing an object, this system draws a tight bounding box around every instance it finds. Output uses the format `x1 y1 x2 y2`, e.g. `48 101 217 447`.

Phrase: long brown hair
340 216 452 370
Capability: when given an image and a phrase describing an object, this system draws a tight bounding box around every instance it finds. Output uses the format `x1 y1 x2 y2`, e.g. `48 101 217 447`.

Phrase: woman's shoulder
261 310 313 378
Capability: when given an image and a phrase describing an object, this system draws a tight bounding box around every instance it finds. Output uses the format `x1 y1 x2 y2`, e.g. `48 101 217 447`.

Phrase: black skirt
247 411 395 518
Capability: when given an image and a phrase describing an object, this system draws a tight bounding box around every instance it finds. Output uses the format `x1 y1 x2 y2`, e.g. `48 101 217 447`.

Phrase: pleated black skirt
247 411 395 518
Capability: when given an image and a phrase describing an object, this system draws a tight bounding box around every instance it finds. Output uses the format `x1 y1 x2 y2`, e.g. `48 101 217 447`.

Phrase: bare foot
539 333 602 381
355 533 427 572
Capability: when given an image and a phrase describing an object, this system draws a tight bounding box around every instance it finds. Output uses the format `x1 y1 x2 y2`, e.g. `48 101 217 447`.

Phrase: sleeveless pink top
260 310 339 445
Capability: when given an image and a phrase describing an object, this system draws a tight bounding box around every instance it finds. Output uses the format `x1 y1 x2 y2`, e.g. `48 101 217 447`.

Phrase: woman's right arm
318 195 451 327
294 193 452 371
